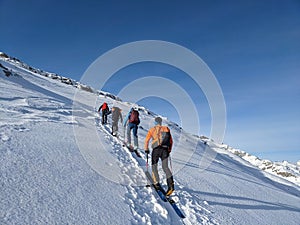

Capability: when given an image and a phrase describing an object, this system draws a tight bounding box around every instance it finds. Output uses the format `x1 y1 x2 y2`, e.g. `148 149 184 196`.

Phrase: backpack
129 109 140 124
150 126 172 151
102 103 108 110
160 129 172 147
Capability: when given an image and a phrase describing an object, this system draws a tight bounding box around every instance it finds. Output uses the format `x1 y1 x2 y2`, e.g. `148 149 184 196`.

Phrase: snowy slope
1 54 300 225
205 141 300 187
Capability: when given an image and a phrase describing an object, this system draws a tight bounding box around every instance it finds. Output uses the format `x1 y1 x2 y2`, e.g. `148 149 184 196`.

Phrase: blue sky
1 0 299 162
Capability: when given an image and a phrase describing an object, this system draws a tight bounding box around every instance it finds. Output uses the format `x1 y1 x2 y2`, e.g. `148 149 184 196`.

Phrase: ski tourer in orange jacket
144 117 174 196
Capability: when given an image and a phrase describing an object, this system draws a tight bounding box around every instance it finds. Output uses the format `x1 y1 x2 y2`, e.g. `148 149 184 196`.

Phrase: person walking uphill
98 102 109 125
144 117 174 196
123 107 140 150
111 106 123 137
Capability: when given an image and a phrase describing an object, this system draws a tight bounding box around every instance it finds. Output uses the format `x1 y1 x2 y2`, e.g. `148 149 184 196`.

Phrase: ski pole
123 120 127 142
146 152 151 187
123 123 125 140
169 154 173 174
146 153 149 171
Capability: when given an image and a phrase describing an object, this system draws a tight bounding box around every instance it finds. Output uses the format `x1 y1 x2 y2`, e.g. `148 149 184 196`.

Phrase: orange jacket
144 125 173 152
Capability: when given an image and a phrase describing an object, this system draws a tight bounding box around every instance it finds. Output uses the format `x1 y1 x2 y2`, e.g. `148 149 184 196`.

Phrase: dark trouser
151 146 174 189
102 109 108 124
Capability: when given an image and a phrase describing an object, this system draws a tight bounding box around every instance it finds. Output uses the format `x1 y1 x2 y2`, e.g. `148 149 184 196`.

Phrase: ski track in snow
95 115 217 225
96 119 171 224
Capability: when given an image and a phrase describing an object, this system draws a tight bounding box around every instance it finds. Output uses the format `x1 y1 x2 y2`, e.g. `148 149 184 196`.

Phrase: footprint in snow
0 133 10 142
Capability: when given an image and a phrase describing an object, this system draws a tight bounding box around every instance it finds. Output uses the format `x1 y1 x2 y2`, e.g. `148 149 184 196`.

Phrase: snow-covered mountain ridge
202 137 300 187
1 51 298 187
1 51 300 224
0 51 121 101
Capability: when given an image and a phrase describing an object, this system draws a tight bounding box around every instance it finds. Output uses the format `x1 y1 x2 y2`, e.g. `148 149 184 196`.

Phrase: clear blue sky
1 0 299 162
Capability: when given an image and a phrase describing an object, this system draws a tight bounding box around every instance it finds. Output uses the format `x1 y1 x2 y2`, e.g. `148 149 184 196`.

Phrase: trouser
127 123 138 148
151 146 174 189
112 120 118 134
102 109 108 124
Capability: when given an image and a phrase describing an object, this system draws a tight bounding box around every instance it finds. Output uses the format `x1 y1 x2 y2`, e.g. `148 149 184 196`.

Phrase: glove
145 149 150 154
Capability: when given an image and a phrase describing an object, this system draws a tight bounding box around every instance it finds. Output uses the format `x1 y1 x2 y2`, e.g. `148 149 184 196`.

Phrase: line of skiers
98 102 174 196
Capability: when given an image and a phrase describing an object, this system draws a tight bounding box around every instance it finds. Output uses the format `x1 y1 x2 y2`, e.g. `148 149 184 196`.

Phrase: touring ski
145 171 167 201
119 141 142 158
158 186 186 218
99 122 141 158
144 171 185 218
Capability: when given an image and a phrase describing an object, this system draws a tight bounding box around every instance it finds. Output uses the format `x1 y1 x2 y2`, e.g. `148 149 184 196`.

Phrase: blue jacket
123 108 133 127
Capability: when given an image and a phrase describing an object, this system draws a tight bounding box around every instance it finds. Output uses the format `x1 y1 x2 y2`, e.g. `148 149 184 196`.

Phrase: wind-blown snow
1 54 300 224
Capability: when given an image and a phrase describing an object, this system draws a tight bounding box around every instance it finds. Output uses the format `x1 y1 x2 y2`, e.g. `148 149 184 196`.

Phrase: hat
154 117 162 125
